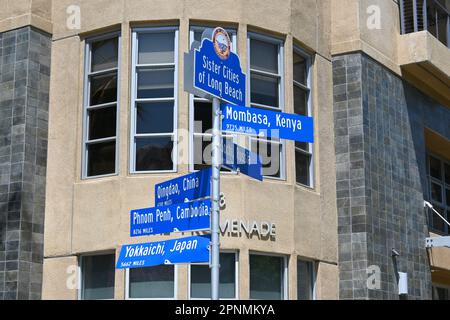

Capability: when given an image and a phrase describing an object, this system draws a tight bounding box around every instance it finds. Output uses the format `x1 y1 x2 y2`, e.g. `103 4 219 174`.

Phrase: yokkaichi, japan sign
184 27 246 105
130 199 211 237
116 235 211 269
154 168 211 207
221 103 314 143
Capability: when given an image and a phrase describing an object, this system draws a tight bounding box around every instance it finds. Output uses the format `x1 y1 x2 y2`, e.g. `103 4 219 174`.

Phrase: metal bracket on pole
425 237 450 248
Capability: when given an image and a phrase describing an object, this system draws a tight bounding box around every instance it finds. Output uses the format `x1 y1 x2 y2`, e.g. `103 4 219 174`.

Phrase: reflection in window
293 49 313 187
297 259 315 300
81 254 115 300
84 34 119 178
249 254 285 300
427 154 450 234
190 253 236 299
248 34 283 179
128 265 175 299
131 29 177 172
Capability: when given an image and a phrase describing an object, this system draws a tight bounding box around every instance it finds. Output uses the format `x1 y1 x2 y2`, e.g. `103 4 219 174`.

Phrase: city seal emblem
213 27 231 60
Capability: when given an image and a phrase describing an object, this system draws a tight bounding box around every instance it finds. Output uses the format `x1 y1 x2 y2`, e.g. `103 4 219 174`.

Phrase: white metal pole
211 97 221 300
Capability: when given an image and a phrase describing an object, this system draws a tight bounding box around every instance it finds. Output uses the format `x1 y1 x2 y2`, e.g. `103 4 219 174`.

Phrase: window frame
293 45 314 188
187 250 239 300
426 151 450 235
188 26 238 173
247 32 286 181
248 251 289 300
82 32 121 179
124 264 178 300
78 251 116 300
130 26 179 174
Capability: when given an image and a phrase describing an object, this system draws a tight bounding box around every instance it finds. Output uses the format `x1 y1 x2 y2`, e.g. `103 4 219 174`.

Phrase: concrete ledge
399 31 450 107
0 13 53 35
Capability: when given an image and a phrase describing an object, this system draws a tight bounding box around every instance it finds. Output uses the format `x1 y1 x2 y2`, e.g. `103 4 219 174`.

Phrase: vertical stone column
333 53 432 300
0 26 51 300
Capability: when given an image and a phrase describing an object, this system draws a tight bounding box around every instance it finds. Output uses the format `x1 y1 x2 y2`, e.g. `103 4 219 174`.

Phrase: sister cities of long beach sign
221 103 314 143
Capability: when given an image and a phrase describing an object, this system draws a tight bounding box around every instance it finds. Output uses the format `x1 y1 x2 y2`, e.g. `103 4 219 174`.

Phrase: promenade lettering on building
220 219 276 239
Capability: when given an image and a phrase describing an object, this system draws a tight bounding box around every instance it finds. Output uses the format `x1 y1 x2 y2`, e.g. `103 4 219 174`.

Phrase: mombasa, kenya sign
221 103 314 143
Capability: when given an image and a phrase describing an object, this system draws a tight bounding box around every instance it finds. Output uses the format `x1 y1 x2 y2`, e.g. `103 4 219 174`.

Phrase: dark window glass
136 102 173 134
87 142 116 176
138 32 174 64
250 39 278 74
293 53 306 84
294 86 308 116
137 68 174 99
445 163 450 185
91 38 118 72
249 255 284 300
446 189 450 206
129 265 174 298
81 254 115 300
135 137 173 171
296 152 311 186
296 141 308 151
250 73 279 107
297 260 313 300
194 102 213 134
433 286 450 300
90 73 117 106
194 135 212 170
430 206 446 233
88 107 116 140
190 253 236 299
431 182 443 203
429 156 442 179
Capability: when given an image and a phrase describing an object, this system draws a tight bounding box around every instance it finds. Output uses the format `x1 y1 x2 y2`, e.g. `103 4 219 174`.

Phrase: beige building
0 0 449 300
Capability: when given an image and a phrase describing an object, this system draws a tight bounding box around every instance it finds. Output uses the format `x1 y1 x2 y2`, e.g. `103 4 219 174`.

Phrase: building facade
0 0 449 300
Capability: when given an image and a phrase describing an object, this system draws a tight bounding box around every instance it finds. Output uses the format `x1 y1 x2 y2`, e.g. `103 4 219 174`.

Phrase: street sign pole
211 97 221 300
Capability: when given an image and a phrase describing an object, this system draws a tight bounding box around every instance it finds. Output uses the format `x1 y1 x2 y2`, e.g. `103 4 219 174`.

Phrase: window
293 48 313 187
83 34 120 178
189 252 238 299
248 34 285 179
427 154 450 234
189 26 237 172
80 254 115 300
126 265 176 299
297 259 315 300
131 27 178 173
249 253 287 300
432 285 450 300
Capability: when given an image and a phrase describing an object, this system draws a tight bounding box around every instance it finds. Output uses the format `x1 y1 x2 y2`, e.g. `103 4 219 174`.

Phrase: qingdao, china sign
154 168 212 207
184 27 246 105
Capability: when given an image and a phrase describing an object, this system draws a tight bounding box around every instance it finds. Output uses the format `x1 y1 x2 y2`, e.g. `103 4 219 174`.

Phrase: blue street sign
155 168 211 207
116 235 210 269
221 103 314 143
130 199 211 237
223 140 263 181
193 30 246 105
